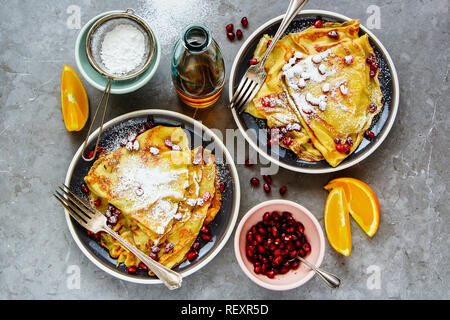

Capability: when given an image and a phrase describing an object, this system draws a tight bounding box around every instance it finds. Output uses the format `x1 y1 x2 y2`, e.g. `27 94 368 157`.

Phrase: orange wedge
325 177 380 237
324 187 352 256
61 65 89 131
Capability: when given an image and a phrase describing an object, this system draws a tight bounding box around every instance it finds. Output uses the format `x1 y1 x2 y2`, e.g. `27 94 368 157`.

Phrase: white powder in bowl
100 24 146 76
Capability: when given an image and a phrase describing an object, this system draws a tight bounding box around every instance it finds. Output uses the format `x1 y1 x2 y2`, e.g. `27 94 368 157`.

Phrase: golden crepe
245 20 382 167
84 125 222 274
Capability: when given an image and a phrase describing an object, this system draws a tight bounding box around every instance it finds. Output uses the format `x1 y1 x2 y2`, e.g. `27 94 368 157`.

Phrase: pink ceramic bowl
234 199 325 291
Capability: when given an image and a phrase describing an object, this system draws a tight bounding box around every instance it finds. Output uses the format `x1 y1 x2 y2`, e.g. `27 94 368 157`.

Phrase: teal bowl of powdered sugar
75 10 161 94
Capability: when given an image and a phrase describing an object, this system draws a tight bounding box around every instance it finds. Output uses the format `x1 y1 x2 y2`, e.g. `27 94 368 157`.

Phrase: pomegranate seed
314 19 323 28
236 29 243 40
139 262 148 270
151 245 160 253
254 265 262 274
282 136 293 146
219 182 226 192
81 183 89 194
263 183 271 193
366 55 376 65
85 230 91 236
165 243 174 253
92 232 100 240
272 256 283 266
241 16 248 27
297 223 304 233
263 212 271 220
295 240 302 248
258 227 267 235
364 130 375 138
291 261 300 269
187 250 198 261
334 138 341 144
145 121 153 129
336 143 346 153
328 30 339 40
370 61 378 71
346 137 354 146
255 234 263 243
280 267 290 274
303 243 311 253
127 266 137 274
262 175 272 184
94 199 101 207
369 103 378 113
249 58 258 65
267 40 272 48
250 177 260 186
247 231 253 242
201 233 212 242
299 249 306 257
192 241 200 251
369 70 376 78
266 270 275 279
225 23 234 32
279 186 287 195
201 225 211 234
227 31 235 41
245 158 253 166
149 253 158 260
87 150 94 159
289 250 298 259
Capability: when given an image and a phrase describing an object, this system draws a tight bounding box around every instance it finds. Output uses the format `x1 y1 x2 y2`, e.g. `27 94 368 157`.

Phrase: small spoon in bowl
295 256 341 288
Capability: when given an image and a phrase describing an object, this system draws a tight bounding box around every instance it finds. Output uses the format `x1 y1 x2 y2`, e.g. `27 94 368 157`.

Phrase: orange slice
325 177 380 237
324 187 352 256
61 65 89 131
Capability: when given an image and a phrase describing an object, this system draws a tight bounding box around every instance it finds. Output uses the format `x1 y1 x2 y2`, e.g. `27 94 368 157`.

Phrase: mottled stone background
0 0 448 299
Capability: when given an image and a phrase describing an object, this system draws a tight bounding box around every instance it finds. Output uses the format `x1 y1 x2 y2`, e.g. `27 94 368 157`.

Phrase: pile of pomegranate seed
366 55 378 78
246 211 310 278
226 17 248 41
334 138 351 154
105 204 121 228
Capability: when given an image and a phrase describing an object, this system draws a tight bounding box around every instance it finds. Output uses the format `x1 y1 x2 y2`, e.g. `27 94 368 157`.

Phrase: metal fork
229 0 309 114
54 184 183 290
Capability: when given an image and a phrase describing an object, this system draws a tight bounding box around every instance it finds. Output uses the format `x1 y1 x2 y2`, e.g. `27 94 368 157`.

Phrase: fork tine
234 81 258 113
55 189 94 221
230 77 250 107
232 80 255 111
237 83 262 114
59 185 96 218
231 78 253 108
53 193 89 228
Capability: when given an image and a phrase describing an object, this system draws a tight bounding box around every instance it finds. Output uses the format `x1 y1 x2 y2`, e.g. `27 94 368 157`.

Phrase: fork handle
260 0 309 66
102 226 183 290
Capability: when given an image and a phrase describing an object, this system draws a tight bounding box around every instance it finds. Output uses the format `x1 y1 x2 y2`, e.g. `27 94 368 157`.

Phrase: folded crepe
84 125 222 273
245 20 382 167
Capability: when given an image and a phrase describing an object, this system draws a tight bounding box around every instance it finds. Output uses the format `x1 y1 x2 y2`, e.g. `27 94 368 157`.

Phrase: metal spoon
296 256 341 288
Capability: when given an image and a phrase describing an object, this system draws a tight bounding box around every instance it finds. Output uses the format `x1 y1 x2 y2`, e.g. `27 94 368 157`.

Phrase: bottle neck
183 25 211 53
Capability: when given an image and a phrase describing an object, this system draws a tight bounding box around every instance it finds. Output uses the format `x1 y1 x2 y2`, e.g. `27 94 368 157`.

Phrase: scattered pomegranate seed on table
227 32 235 41
225 23 234 32
236 29 243 39
241 16 248 27
263 183 271 193
244 158 253 166
279 186 287 195
262 175 272 184
250 177 260 186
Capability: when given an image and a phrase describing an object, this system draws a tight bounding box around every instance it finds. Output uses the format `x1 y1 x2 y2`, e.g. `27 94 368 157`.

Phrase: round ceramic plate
64 110 240 284
229 10 399 174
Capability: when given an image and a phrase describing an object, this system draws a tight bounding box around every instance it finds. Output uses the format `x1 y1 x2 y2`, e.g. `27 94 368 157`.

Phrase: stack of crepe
84 125 222 274
245 20 383 167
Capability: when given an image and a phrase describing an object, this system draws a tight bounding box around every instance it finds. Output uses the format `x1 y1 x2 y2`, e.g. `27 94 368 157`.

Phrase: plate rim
229 9 400 174
64 109 241 284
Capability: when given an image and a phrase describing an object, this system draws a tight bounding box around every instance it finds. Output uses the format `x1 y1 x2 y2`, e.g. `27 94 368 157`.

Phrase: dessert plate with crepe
64 110 240 284
229 10 399 173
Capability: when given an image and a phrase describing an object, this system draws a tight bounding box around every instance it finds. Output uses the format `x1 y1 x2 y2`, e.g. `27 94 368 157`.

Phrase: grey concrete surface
0 0 448 299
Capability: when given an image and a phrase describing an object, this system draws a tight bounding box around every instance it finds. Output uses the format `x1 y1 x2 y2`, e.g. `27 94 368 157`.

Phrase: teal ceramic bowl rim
75 10 161 94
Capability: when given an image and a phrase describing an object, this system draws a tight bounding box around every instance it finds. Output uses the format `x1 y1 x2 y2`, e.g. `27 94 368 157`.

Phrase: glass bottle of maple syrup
171 25 225 108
